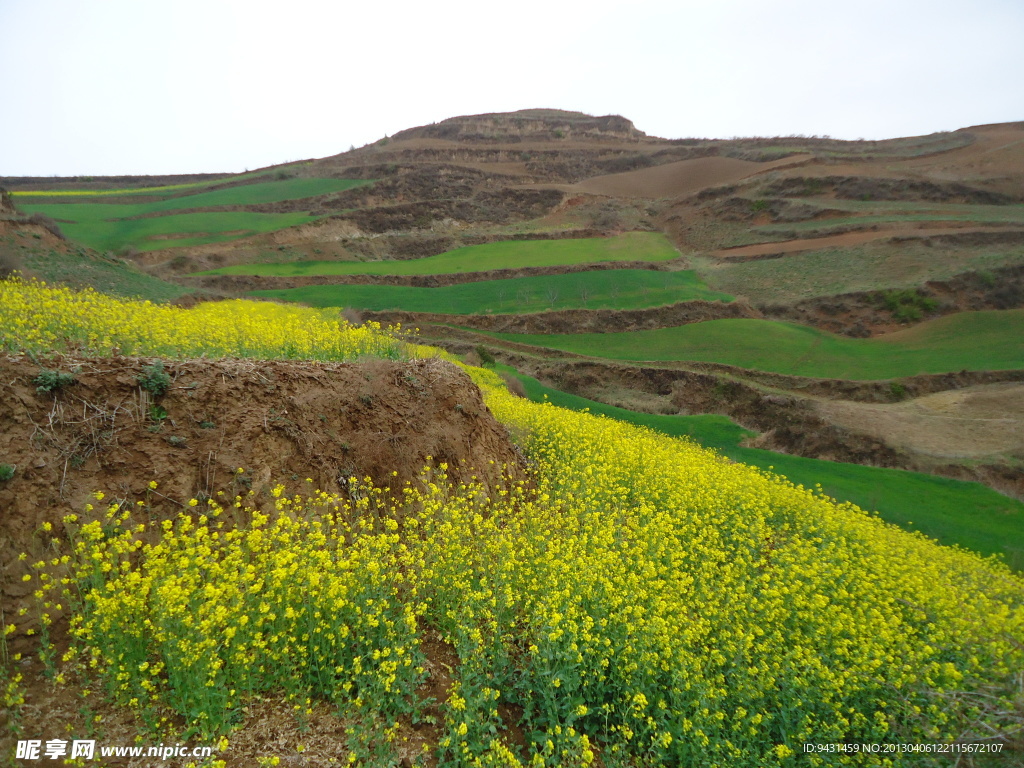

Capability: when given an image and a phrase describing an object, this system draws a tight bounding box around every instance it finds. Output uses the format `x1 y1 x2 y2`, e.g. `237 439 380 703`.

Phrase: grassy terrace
17 178 369 252
487 310 1024 379
251 268 731 313
200 232 681 275
697 241 1024 303
796 198 1024 219
23 248 191 302
502 366 1024 570
751 202 1024 234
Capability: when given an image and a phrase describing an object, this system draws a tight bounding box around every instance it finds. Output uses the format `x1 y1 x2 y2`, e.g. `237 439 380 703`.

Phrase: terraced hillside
4 110 1023 558
13 174 370 252
3 111 1024 766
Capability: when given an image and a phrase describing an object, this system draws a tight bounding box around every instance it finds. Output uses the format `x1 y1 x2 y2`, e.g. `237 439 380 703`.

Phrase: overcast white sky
2 0 1022 177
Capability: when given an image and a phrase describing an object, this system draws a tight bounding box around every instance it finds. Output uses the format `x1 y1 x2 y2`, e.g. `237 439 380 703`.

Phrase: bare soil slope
817 382 1024 460
570 155 813 199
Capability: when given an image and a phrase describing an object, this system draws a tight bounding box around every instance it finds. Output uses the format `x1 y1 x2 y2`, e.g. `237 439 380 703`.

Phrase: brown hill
391 108 647 143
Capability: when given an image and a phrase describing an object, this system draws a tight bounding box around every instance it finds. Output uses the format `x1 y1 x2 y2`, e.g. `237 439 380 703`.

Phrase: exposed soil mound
0 354 523 626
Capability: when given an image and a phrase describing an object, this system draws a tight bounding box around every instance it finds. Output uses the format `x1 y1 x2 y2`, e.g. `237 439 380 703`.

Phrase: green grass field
24 248 190 302
486 309 1024 379
200 232 680 276
17 178 368 252
2 232 190 302
17 208 318 252
250 268 731 313
501 366 1024 569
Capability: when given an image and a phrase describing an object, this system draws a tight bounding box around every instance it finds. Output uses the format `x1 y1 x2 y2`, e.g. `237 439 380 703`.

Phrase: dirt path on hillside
817 382 1024 459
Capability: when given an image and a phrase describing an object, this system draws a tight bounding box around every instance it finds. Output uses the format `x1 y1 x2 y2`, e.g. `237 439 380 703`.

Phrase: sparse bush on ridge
880 288 938 323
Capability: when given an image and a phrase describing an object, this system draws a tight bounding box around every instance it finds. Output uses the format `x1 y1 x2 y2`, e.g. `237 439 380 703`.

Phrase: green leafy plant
137 361 171 396
0 464 15 482
880 290 938 323
33 367 77 394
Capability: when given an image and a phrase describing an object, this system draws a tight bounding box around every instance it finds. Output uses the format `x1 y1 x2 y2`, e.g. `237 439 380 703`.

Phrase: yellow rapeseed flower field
0 277 403 361
6 278 1024 766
